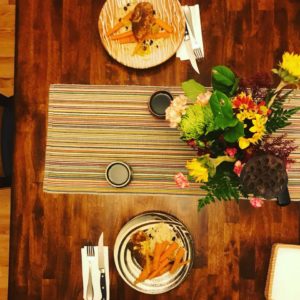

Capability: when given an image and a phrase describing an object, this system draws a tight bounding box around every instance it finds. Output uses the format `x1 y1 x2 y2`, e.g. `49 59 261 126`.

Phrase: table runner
44 85 300 199
44 84 202 196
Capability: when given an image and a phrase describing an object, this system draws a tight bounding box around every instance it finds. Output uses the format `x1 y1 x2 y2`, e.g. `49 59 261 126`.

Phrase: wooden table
9 0 300 299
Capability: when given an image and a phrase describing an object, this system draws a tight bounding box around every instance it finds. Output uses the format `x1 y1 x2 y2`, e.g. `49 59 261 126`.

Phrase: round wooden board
98 0 185 69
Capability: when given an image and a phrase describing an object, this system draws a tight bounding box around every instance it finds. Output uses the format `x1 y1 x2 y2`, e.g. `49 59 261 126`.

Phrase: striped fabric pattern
44 85 300 200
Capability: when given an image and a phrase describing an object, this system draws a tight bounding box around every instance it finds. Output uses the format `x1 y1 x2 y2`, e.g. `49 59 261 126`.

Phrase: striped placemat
44 85 300 199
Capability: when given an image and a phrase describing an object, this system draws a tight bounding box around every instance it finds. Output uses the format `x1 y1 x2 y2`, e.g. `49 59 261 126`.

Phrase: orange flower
232 92 256 110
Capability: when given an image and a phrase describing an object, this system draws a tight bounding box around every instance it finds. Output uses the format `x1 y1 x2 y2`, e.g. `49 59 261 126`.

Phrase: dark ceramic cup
148 90 173 119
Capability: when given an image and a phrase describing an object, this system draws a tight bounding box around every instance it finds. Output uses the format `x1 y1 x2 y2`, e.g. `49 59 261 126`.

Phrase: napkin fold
81 246 110 300
176 4 204 60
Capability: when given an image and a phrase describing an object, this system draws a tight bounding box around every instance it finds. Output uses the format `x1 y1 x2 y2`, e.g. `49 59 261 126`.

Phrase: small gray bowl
105 161 132 188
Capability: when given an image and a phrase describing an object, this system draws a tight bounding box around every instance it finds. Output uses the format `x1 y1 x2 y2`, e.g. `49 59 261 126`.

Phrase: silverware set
84 233 107 300
183 6 204 61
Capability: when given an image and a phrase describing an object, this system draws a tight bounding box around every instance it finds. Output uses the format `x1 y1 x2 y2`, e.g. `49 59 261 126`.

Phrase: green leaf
224 121 244 143
212 66 235 86
266 90 300 133
230 77 239 95
197 171 241 210
212 65 239 96
209 91 238 129
182 79 206 101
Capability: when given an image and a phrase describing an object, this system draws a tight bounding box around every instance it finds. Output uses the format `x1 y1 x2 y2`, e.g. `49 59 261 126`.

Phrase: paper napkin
176 4 204 60
81 246 110 300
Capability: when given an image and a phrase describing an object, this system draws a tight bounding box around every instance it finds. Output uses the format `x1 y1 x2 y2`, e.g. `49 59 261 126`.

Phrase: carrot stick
160 240 169 254
170 247 185 273
178 260 190 267
145 32 172 40
117 36 137 44
154 18 173 33
107 11 133 36
170 259 190 274
107 22 124 37
159 242 179 262
110 30 134 40
152 241 169 271
157 263 172 276
148 258 170 279
152 242 163 271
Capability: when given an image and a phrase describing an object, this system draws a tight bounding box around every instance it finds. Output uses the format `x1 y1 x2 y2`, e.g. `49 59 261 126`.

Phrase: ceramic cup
105 161 132 188
148 90 173 119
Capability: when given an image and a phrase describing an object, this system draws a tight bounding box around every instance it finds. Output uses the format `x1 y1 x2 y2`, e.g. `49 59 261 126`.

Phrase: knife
183 25 200 74
98 233 107 300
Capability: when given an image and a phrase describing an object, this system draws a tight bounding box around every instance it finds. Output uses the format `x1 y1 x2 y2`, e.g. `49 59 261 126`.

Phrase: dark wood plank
9 0 300 299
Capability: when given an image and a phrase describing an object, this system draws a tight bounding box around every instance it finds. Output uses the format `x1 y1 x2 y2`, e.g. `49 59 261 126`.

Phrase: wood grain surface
9 0 300 300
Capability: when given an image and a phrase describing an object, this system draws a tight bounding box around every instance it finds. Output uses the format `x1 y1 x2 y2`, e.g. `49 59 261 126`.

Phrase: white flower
165 95 188 128
195 91 212 106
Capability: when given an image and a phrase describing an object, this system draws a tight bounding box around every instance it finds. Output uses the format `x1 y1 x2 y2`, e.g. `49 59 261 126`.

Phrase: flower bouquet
166 52 300 209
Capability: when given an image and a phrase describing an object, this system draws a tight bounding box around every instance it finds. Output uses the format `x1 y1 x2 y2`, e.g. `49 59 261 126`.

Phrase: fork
183 6 204 60
86 246 95 300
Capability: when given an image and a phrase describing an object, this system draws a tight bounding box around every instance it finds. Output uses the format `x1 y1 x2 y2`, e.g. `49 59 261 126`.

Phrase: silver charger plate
114 211 194 294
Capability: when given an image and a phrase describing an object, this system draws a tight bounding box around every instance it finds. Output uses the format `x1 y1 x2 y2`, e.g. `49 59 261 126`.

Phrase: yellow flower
236 110 256 122
238 137 250 149
280 52 300 79
238 115 266 149
251 132 264 143
186 159 209 183
249 114 267 134
269 52 300 107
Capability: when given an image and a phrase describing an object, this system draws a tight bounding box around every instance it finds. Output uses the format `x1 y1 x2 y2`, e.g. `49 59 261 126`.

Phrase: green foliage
182 79 206 101
224 121 244 143
209 91 238 129
211 65 239 96
266 90 300 133
180 104 215 140
198 167 241 209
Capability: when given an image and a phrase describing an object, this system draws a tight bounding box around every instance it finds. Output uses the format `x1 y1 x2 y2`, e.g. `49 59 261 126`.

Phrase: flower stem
213 155 236 167
267 81 287 108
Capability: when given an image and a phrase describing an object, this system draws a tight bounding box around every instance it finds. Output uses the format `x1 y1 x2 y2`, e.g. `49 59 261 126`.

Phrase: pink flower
195 91 212 106
174 172 189 188
250 197 264 208
225 147 237 157
233 160 243 176
165 95 188 128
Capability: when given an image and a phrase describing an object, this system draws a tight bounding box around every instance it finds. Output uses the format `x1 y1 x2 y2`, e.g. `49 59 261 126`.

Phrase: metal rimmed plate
98 0 185 69
114 211 194 294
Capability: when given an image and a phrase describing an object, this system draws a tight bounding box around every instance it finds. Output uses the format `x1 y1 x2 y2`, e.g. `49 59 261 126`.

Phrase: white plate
114 211 194 294
98 0 185 69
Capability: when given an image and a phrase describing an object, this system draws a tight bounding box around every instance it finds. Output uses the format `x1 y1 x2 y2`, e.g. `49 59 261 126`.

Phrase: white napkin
81 246 110 300
176 4 204 60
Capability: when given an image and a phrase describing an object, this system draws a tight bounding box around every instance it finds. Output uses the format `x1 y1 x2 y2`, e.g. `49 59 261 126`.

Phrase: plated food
114 211 194 294
128 223 190 283
98 0 185 69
